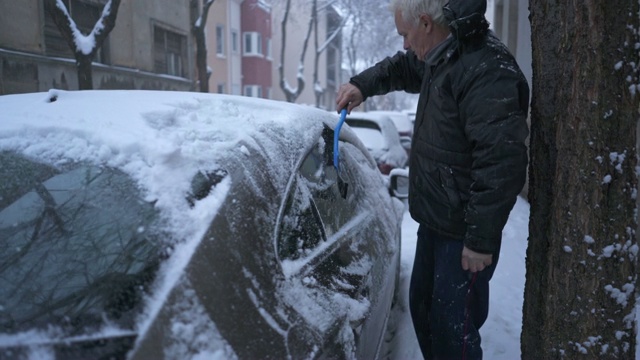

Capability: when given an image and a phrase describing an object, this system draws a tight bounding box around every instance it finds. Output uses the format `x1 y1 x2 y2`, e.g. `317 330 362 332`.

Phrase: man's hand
336 83 364 114
461 246 493 272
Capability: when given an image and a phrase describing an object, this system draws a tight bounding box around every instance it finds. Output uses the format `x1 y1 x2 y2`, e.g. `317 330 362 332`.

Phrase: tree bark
192 0 215 93
523 1 640 359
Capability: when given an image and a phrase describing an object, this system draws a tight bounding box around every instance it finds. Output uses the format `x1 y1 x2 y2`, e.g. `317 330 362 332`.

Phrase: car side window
278 137 356 261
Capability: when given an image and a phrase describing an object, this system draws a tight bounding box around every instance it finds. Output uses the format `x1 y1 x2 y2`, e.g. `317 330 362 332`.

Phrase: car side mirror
388 168 409 199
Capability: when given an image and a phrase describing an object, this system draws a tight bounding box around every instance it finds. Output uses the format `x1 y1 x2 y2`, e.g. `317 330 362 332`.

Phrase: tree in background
191 0 216 93
274 0 347 106
277 0 313 103
522 1 639 358
44 0 121 90
311 0 348 108
341 0 416 112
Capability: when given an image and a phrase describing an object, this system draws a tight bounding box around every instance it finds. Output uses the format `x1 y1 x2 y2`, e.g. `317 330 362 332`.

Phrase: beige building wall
0 2 43 53
227 0 242 95
270 1 331 107
207 0 229 93
127 0 193 74
205 0 242 95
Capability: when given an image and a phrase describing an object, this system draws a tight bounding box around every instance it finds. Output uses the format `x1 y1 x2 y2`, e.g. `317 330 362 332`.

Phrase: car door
276 127 397 358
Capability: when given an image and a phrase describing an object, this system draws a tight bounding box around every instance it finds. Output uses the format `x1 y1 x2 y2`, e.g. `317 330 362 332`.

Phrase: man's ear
419 13 433 32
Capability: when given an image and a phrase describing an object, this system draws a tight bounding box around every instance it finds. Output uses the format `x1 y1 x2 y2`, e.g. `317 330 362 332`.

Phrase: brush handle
334 109 347 171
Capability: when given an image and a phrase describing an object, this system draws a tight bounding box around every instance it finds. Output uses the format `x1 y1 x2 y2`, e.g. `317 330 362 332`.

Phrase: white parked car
344 112 410 174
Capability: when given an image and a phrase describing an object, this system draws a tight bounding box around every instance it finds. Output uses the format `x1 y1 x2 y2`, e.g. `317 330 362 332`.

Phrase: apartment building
0 0 195 94
0 0 342 109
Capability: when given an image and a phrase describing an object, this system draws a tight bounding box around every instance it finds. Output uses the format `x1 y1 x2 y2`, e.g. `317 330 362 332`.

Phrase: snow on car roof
0 89 340 208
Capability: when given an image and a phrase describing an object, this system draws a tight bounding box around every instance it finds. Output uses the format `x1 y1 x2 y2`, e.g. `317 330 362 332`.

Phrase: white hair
388 0 447 26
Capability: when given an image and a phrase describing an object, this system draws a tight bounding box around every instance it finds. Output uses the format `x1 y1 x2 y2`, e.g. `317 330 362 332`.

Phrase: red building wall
241 0 272 97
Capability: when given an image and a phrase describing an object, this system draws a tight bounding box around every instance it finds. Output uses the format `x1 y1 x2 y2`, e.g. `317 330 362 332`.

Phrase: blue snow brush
334 108 348 198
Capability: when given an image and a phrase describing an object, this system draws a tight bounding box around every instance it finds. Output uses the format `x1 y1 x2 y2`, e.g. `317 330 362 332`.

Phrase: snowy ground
383 196 530 359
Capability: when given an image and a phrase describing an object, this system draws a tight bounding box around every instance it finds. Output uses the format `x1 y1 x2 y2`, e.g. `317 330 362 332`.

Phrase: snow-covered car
344 112 409 174
0 90 407 359
366 110 414 161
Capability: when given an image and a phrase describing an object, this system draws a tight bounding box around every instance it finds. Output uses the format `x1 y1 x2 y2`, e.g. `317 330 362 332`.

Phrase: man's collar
424 34 454 66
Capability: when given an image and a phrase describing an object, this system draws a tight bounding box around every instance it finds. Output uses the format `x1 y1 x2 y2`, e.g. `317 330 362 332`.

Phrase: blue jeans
409 225 499 360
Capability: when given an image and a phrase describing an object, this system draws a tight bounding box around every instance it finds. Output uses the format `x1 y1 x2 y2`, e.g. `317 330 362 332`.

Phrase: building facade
0 0 195 94
0 0 342 109
240 0 272 99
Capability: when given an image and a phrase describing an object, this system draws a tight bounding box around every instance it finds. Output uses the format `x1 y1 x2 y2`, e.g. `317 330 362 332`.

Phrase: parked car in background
367 110 414 161
344 112 409 175
0 90 407 359
367 110 414 138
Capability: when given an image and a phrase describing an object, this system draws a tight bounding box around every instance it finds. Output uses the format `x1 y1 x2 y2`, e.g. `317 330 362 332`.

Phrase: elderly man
336 1 529 359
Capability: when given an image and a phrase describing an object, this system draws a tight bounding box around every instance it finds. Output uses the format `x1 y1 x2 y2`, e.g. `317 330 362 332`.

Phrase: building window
44 0 109 63
265 87 271 99
231 30 238 53
217 83 225 94
216 25 225 56
154 26 187 77
243 32 262 56
244 85 262 98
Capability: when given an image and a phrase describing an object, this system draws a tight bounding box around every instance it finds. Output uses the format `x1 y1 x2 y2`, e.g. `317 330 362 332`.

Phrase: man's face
394 10 437 61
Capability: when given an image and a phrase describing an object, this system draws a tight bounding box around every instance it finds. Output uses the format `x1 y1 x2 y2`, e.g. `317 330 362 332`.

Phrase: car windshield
346 120 387 151
0 152 163 336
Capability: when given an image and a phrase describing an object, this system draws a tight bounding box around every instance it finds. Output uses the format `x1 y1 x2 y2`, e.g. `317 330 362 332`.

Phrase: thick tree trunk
77 55 93 90
192 0 215 93
194 30 209 93
523 1 640 359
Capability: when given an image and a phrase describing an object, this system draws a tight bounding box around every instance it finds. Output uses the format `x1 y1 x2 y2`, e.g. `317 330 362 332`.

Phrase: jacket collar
424 35 454 67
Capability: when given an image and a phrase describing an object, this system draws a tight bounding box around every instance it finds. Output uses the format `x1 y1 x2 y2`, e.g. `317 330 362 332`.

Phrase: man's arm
337 50 424 113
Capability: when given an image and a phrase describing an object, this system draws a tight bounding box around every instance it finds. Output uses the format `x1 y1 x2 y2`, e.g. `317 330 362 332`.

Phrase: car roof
366 110 413 133
0 89 370 178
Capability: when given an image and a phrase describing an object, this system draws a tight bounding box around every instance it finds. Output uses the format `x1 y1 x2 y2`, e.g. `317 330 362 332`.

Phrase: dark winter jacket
349 1 529 254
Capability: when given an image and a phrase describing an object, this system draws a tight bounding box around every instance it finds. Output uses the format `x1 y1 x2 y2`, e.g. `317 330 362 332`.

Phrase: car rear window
0 152 163 335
